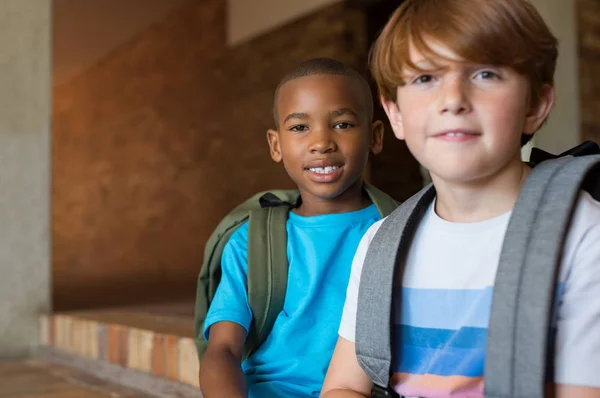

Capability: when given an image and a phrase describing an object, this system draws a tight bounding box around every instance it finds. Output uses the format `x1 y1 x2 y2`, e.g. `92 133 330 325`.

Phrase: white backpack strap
356 184 436 392
485 155 600 398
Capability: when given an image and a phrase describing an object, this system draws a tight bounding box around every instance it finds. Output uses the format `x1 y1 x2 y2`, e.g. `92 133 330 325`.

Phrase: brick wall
578 0 600 143
53 1 420 310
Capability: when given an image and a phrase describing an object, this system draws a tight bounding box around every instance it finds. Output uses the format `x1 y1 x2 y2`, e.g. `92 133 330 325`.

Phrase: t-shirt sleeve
338 219 384 342
555 193 600 387
203 223 253 340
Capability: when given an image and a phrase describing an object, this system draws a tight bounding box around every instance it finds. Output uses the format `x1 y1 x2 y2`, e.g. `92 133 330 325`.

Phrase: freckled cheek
398 99 430 130
486 101 528 136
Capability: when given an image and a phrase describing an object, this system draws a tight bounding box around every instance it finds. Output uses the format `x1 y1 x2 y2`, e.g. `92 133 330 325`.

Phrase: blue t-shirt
204 204 381 397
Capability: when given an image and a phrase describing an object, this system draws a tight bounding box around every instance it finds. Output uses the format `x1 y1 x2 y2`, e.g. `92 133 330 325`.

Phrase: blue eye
476 70 499 80
414 74 434 84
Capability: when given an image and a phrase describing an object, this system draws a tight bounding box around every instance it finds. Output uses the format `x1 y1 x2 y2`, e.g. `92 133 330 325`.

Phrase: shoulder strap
244 205 290 359
194 219 251 359
364 183 399 217
484 155 600 398
356 184 436 390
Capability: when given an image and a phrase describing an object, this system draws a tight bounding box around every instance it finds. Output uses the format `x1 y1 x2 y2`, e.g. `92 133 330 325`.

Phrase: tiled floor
0 359 152 397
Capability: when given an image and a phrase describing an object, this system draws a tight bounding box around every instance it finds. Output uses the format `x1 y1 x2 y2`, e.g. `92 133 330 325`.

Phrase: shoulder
223 221 249 254
566 191 600 250
348 217 387 276
359 217 386 246
562 191 600 276
573 191 600 226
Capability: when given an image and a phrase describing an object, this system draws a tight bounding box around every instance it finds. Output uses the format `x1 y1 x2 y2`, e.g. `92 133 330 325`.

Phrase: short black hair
273 58 374 129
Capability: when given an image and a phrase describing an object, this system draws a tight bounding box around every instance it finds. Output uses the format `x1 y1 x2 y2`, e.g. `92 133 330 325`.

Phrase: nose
309 127 337 154
438 76 472 115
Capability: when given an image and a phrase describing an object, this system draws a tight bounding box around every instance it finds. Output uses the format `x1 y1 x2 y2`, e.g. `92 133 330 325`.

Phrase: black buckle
371 384 399 397
258 193 298 208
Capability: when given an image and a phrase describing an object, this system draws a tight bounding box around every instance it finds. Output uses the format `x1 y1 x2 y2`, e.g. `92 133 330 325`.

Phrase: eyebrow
330 108 359 118
283 112 308 124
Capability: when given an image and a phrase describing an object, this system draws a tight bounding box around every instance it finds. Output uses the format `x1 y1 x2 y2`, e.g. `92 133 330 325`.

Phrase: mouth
303 161 345 183
306 165 342 174
433 130 481 142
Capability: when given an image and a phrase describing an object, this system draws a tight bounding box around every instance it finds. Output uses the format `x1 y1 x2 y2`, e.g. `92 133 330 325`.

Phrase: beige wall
227 0 341 45
530 0 581 154
0 0 51 358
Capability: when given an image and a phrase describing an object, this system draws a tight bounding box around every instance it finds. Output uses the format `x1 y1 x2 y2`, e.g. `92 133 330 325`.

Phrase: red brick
151 334 167 378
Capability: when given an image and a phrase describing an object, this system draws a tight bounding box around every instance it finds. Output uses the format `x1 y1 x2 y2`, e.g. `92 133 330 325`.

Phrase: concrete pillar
0 0 51 358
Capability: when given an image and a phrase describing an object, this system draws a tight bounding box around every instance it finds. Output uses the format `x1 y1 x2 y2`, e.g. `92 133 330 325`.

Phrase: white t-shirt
339 191 600 397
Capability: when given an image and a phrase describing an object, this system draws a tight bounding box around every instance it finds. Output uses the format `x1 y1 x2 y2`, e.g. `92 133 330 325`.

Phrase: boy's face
382 40 554 186
267 74 383 202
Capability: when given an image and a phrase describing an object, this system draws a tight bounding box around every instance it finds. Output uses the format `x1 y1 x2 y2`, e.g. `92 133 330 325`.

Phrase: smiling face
267 74 382 207
381 40 554 187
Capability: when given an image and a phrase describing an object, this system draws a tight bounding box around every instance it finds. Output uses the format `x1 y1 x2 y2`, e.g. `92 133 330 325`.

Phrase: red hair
370 0 558 109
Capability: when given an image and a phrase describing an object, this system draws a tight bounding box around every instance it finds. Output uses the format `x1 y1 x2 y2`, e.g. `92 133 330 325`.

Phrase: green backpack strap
364 182 399 217
244 206 290 359
194 189 298 361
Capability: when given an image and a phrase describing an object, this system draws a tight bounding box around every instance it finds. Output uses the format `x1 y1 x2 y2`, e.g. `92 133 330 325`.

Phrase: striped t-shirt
339 192 600 397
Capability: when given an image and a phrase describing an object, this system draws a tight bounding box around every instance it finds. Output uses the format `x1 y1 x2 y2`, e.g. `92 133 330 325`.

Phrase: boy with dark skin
199 58 386 398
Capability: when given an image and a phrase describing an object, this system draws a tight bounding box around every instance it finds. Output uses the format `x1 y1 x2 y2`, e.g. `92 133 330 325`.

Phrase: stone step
39 301 202 397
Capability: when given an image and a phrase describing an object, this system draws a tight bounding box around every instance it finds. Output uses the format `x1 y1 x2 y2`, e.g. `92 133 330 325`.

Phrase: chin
301 182 348 200
429 166 485 185
309 187 346 200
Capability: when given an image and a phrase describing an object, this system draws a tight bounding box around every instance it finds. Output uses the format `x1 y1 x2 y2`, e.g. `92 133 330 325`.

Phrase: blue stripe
393 325 487 377
395 344 486 377
396 324 488 349
394 287 493 329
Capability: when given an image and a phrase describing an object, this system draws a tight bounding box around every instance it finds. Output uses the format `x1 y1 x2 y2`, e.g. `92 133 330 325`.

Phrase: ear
523 84 555 136
380 96 405 140
266 128 283 162
370 120 384 155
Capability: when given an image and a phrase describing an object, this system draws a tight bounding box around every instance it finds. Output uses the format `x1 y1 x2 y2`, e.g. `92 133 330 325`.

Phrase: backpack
354 141 600 398
194 183 399 361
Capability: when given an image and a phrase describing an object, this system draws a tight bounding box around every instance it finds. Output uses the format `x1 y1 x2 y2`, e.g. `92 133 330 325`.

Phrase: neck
294 179 371 217
431 156 530 223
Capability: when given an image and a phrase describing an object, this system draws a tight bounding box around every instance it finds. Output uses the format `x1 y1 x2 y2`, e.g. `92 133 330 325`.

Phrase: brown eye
333 122 354 129
289 125 308 132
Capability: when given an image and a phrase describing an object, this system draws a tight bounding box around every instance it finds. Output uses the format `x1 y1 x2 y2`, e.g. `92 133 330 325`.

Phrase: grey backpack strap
485 155 600 398
356 184 436 391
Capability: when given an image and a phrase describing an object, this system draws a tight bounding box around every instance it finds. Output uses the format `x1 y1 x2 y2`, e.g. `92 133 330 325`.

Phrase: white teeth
446 132 466 137
309 166 340 174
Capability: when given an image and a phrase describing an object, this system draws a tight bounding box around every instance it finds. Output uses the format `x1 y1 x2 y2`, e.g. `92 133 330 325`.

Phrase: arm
322 222 383 397
200 321 247 398
198 223 253 397
554 385 600 398
321 337 372 398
